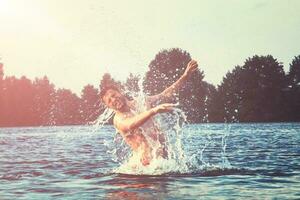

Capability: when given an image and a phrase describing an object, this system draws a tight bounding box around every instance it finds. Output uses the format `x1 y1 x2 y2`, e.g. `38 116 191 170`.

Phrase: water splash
221 125 231 169
113 76 189 174
93 77 232 175
91 108 114 131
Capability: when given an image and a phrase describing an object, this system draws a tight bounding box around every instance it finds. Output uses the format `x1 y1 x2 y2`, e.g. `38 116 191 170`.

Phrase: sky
0 0 300 94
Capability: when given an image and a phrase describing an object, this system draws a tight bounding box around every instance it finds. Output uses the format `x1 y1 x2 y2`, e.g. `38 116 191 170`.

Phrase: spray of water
93 75 232 175
91 108 114 131
221 125 231 169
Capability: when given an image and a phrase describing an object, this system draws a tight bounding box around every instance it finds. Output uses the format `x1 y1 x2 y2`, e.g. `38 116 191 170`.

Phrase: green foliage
143 48 209 123
51 89 82 125
80 84 101 123
99 73 122 92
288 55 300 87
125 73 140 93
144 48 196 94
0 63 3 80
32 76 56 125
284 55 300 121
0 64 3 120
217 55 286 122
1 52 300 127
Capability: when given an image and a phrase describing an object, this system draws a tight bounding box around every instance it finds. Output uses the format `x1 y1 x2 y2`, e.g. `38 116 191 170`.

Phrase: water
0 123 299 199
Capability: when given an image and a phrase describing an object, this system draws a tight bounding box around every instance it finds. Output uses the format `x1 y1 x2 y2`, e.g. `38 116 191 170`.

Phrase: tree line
0 48 299 127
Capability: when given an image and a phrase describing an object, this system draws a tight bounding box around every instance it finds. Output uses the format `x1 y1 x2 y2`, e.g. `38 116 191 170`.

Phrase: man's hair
99 84 121 100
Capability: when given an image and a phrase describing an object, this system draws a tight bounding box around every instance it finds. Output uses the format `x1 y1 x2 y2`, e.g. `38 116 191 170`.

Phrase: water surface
0 123 299 199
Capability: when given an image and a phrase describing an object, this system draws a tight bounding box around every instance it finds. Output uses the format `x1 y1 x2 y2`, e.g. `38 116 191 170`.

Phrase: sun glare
0 0 21 17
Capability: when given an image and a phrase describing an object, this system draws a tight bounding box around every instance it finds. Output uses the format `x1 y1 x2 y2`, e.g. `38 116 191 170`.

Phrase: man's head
100 85 127 111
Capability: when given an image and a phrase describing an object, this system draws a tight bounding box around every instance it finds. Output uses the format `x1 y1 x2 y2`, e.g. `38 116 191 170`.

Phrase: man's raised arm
114 103 176 134
147 60 199 105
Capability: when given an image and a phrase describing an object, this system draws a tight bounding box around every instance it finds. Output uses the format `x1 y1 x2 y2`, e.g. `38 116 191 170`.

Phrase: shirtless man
100 60 198 166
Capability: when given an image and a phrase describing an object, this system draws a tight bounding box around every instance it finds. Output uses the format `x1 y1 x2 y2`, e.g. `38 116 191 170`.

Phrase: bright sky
0 0 300 94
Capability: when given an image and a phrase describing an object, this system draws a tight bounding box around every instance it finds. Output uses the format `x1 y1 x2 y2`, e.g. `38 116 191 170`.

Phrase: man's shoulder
112 113 129 135
113 112 128 124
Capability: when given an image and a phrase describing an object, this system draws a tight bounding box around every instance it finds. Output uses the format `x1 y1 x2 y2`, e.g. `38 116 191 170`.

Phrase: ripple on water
0 124 299 199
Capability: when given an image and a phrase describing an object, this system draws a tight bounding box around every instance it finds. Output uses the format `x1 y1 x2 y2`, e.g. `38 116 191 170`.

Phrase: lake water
0 123 299 199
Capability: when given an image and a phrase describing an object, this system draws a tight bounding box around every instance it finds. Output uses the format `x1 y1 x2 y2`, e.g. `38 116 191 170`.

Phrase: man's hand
183 60 198 77
152 103 177 114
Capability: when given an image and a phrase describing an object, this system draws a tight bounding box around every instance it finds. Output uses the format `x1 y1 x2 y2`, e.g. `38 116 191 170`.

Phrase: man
100 60 198 166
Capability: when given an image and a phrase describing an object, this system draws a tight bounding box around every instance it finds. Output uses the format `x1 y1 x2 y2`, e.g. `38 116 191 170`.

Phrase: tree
80 84 101 123
202 81 222 122
51 89 81 125
143 48 206 123
285 55 300 121
99 73 122 92
0 63 3 80
0 63 4 125
125 73 141 93
0 75 36 126
218 55 286 122
288 55 300 87
32 76 56 125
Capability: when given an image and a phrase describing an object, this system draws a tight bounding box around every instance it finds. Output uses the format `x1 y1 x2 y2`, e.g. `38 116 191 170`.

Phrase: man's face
102 89 126 111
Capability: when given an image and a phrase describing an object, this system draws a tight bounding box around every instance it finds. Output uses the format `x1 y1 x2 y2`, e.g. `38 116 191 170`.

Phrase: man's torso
113 102 167 165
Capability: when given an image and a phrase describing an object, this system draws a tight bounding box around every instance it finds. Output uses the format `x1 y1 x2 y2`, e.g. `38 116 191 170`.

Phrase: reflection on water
105 174 170 200
0 123 300 199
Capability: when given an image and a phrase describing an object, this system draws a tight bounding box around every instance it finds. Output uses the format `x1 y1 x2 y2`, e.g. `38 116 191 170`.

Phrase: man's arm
147 60 198 105
114 103 176 134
